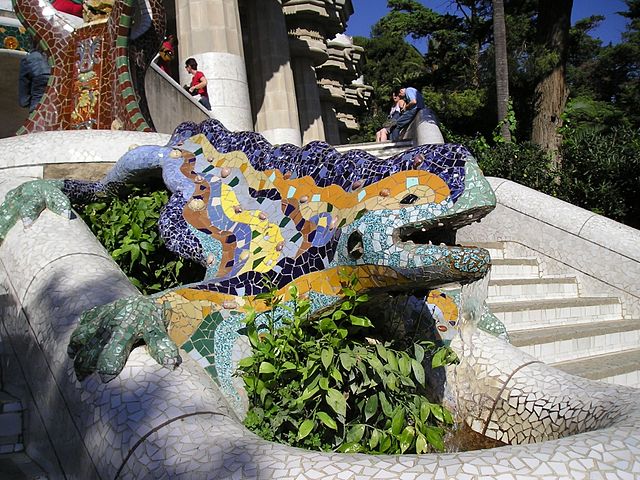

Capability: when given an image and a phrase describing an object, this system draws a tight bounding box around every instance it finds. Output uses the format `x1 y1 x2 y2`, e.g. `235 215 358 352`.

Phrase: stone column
175 0 253 131
291 55 326 143
244 0 301 145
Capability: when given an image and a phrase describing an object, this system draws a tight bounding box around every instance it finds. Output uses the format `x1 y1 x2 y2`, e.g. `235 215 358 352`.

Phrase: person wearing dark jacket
18 42 51 112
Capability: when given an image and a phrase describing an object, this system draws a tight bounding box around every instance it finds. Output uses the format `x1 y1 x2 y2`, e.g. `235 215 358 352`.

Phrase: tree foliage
352 0 639 227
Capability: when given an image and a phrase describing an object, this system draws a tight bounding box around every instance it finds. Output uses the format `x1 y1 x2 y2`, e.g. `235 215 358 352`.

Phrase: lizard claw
69 295 179 381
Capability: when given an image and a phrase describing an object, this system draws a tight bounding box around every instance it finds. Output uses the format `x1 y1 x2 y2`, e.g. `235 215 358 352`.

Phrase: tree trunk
492 0 511 141
531 0 573 167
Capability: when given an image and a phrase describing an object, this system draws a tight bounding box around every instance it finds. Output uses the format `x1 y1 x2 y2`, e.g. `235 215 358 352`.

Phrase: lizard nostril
347 231 364 260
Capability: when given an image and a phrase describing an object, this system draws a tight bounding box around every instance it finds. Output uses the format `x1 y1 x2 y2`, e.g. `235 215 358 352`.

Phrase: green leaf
364 394 379 421
378 432 392 453
420 400 430 423
375 343 387 361
430 404 445 423
258 361 276 374
399 426 415 453
379 392 393 417
237 357 255 368
391 407 405 436
346 424 366 444
339 352 356 370
336 442 364 453
369 428 380 449
432 346 458 368
281 361 296 370
321 347 334 370
349 315 373 327
416 432 428 454
425 426 445 451
297 419 314 440
387 350 399 372
398 353 411 377
329 366 343 384
316 411 337 430
299 385 319 402
411 359 426 387
326 388 347 417
319 376 329 390
414 343 425 363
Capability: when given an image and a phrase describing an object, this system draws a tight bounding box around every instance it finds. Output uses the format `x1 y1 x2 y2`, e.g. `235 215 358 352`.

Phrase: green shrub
474 141 560 195
560 126 640 228
237 274 457 454
76 186 205 294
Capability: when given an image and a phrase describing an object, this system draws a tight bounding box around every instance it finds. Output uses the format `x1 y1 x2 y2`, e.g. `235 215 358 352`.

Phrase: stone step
488 296 622 330
510 318 640 364
0 452 48 479
487 276 579 302
489 258 540 279
551 348 640 388
0 391 23 453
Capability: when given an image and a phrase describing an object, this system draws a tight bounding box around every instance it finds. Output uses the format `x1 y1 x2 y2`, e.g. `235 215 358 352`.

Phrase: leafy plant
237 273 457 454
76 185 205 294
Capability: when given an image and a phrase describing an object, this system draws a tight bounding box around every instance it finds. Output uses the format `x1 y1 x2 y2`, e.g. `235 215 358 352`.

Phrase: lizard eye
400 194 418 205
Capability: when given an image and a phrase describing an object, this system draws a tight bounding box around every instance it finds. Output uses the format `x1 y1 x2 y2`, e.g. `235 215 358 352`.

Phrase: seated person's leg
391 109 418 141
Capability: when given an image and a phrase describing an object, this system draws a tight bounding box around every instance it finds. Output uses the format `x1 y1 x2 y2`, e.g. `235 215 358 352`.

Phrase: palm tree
492 0 511 141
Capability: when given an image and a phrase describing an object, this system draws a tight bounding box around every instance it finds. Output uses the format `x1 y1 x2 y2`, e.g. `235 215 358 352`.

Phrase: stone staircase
477 241 640 387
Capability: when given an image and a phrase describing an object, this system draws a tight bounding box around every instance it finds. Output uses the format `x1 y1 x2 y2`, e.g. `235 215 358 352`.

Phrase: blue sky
346 0 630 49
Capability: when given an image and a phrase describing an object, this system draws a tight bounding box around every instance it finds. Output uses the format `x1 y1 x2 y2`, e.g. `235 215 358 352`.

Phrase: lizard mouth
393 205 492 249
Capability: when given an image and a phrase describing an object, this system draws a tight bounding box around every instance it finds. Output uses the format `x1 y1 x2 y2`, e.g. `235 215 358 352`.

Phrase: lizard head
330 149 495 291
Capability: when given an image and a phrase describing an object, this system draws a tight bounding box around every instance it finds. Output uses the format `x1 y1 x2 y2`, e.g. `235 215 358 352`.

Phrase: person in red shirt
51 0 83 17
184 58 211 111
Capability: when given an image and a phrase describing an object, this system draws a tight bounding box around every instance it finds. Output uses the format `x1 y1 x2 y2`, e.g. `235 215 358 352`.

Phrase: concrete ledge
400 107 445 146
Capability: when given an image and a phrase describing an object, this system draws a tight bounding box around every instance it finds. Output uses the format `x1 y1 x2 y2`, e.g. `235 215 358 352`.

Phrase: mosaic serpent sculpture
13 0 163 133
0 122 639 469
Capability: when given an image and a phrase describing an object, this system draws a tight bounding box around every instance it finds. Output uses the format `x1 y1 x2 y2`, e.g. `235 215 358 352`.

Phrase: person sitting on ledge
390 85 425 142
376 91 405 142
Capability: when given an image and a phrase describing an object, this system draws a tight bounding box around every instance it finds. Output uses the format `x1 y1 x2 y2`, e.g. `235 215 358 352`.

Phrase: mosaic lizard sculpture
0 119 500 404
13 0 164 133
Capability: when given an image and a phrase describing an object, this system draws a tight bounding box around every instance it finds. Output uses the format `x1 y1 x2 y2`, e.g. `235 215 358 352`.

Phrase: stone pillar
283 2 335 143
175 0 253 131
291 55 326 143
243 0 301 145
316 33 372 144
321 97 341 145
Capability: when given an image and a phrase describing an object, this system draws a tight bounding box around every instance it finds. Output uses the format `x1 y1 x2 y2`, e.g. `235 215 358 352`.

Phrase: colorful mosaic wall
12 0 164 134
56 119 497 407
0 23 30 51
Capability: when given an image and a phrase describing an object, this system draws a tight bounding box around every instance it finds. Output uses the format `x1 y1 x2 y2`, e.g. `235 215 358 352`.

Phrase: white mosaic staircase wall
457 178 640 387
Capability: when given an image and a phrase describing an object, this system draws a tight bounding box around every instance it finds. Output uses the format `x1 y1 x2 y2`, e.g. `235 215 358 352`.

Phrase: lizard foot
68 295 182 381
0 179 70 244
